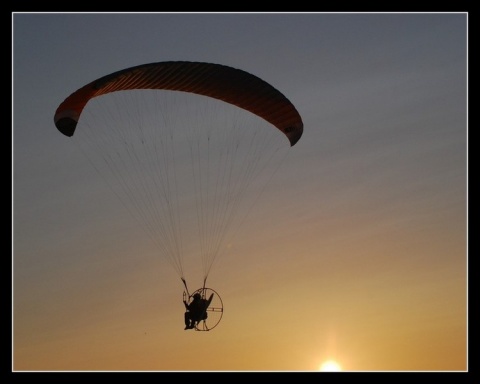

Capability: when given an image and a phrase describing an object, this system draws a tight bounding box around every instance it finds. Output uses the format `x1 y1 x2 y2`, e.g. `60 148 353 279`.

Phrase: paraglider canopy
54 61 303 146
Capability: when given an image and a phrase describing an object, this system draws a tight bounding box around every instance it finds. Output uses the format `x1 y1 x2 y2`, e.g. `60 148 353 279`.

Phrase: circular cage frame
184 287 224 331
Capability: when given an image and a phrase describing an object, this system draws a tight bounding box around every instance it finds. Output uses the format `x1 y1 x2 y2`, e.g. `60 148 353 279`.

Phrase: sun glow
319 360 342 372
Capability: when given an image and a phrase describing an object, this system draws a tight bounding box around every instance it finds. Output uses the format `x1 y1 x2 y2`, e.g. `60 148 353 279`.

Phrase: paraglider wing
54 61 303 146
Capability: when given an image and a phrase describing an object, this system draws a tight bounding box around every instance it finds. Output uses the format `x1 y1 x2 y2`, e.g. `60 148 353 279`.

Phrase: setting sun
319 360 342 372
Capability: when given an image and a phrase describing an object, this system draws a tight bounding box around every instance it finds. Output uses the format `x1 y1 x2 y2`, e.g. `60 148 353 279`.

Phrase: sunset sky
13 12 467 372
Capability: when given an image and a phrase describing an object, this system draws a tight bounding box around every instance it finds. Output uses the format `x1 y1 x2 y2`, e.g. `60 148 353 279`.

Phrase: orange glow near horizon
319 360 342 372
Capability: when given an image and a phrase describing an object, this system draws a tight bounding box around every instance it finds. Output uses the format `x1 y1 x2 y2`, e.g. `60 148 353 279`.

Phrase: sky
12 12 467 372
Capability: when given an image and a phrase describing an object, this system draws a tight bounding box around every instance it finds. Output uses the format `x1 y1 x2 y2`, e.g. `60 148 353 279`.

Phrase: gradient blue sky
13 12 467 372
